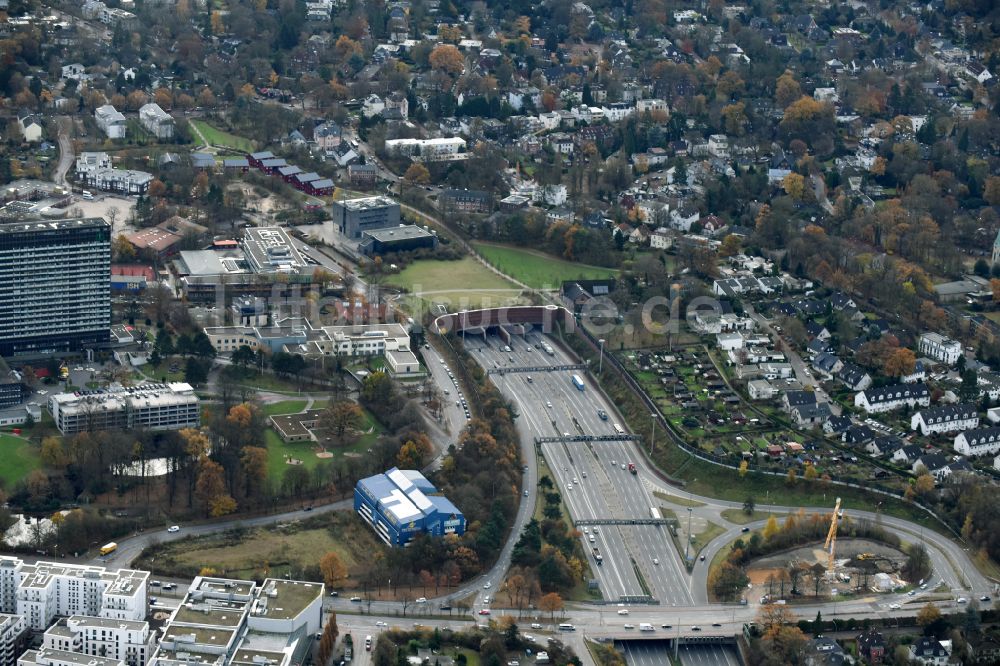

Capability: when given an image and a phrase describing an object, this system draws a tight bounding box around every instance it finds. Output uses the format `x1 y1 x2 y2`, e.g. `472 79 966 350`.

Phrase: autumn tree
539 592 564 621
883 348 917 377
317 612 338 665
404 163 431 184
991 278 1000 303
429 44 464 75
775 70 802 108
318 401 363 448
782 172 807 200
762 515 779 540
985 176 1000 207
320 551 348 588
40 436 69 469
755 604 807 663
719 234 742 257
240 446 268 499
917 602 941 628
195 458 237 517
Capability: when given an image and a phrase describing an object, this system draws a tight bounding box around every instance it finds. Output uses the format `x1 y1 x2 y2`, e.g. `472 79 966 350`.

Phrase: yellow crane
824 497 843 573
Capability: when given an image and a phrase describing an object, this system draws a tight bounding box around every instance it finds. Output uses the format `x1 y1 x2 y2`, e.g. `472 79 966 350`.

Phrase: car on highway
350 596 362 602
524 489 529 496
546 401 553 408
416 597 427 603
167 525 180 533
375 621 387 627
700 555 706 561
478 609 491 616
921 583 928 589
567 483 573 490
572 477 578 484
653 558 659 565
623 624 634 630
531 623 542 630
150 580 161 587
483 582 491 589
888 603 900 610
617 609 629 615
957 597 968 604
691 626 701 631
582 472 587 478
981 595 991 602
597 409 608 420
661 624 672 629
741 527 751 533
711 623 722 627
439 605 451 610
908 590 916 596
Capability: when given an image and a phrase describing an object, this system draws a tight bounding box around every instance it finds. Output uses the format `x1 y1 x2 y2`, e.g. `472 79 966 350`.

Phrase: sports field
387 257 525 309
473 242 618 289
188 120 255 153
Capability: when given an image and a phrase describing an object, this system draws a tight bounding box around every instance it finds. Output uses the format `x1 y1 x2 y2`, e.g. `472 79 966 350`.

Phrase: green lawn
261 400 308 417
0 434 41 488
265 408 383 482
189 120 255 152
387 257 524 310
472 242 618 289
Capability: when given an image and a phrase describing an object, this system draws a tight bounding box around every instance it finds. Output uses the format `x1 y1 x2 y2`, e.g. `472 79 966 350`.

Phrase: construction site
743 499 913 602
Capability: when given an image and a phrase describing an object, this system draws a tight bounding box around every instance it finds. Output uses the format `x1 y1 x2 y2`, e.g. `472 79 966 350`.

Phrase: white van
558 623 575 631
639 623 654 632
81 190 94 200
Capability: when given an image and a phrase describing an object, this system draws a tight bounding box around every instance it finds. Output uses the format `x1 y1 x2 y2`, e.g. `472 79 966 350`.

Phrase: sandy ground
69 195 137 234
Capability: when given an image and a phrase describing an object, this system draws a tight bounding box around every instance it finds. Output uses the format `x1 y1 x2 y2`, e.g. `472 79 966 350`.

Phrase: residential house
855 383 930 413
650 227 672 250
17 115 42 142
918 332 962 365
891 444 923 465
362 94 384 117
138 103 174 139
908 637 949 665
806 338 832 357
748 379 776 400
792 402 832 427
901 360 927 384
954 426 1000 457
805 321 831 340
913 453 949 477
856 630 887 664
348 163 377 189
561 279 616 313
910 403 979 436
812 352 843 377
94 104 127 139
782 390 817 412
843 424 876 444
866 436 902 458
824 415 852 434
313 122 342 151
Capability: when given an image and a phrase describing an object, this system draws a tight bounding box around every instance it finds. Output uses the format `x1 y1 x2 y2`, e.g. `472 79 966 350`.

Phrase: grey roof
178 250 225 275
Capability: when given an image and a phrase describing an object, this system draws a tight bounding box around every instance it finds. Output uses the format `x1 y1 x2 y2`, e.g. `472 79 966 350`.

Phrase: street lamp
598 338 605 375
684 507 693 562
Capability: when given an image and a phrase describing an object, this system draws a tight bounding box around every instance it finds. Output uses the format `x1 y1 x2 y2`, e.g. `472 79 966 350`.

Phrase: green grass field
386 257 524 310
472 242 618 289
0 434 41 488
261 400 308 417
189 120 255 153
265 408 382 482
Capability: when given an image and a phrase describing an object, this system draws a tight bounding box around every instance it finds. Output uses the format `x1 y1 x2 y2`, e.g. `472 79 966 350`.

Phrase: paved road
54 116 73 186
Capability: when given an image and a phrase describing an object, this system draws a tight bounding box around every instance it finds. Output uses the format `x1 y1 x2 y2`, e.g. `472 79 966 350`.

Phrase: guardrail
536 435 642 443
575 518 677 527
487 364 586 376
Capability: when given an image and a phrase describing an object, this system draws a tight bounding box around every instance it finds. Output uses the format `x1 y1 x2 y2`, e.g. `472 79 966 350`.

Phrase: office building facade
48 383 200 435
0 219 111 357
332 197 401 239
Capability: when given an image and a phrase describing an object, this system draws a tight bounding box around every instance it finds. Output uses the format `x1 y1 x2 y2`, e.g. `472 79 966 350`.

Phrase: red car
478 609 491 616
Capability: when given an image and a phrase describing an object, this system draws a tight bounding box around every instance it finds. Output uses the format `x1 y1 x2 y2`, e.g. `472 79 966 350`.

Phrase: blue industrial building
354 467 466 547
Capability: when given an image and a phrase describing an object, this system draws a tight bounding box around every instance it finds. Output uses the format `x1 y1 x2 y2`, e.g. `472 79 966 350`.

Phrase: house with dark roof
856 629 886 664
813 352 842 377
910 403 979 436
855 383 930 413
439 189 492 214
824 415 852 434
866 435 903 457
805 321 831 340
560 279 616 313
792 402 832 427
954 426 1000 457
837 363 872 391
908 637 949 664
782 390 817 412
830 292 856 311
891 444 923 465
843 424 876 444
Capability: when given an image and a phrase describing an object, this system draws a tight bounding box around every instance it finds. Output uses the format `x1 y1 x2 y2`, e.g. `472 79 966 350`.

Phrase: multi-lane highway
466 332 694 606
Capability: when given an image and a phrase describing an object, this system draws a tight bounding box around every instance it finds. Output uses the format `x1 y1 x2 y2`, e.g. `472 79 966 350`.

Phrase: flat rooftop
335 196 398 211
363 225 434 242
254 579 322 620
269 409 323 439
0 217 110 235
242 227 306 273
162 625 237 647
171 602 246 628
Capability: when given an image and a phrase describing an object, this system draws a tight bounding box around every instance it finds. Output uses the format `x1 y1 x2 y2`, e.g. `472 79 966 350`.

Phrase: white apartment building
383 137 466 158
954 426 1000 457
138 104 173 140
910 403 979 436
636 98 669 116
19 648 123 666
854 383 930 413
48 383 200 435
94 106 126 140
42 617 155 666
918 332 962 365
0 558 147 631
150 576 322 666
0 614 26 666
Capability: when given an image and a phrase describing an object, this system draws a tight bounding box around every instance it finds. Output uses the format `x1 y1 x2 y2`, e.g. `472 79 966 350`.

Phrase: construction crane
824 497 844 573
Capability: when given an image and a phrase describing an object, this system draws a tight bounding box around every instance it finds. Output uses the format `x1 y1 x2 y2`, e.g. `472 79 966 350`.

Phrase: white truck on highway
639 623 654 632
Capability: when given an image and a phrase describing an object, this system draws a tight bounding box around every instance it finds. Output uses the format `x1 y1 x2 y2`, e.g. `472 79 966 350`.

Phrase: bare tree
105 205 120 229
